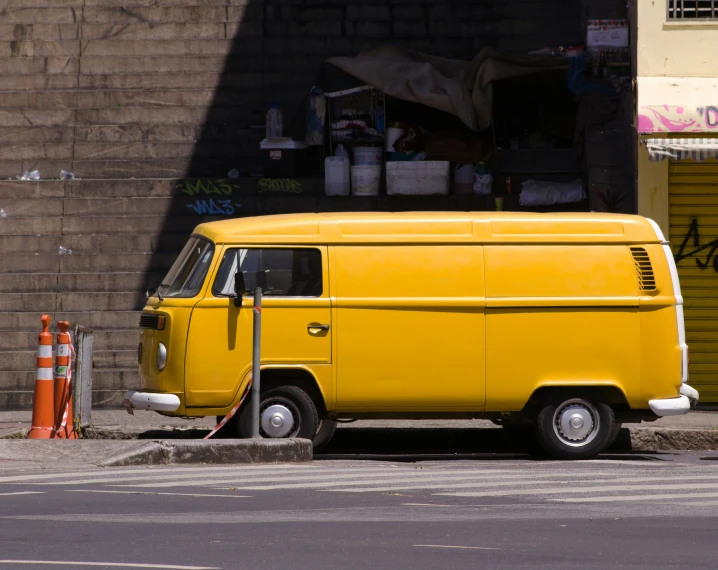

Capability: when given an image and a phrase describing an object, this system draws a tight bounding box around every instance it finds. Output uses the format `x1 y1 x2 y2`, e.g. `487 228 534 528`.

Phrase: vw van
126 212 698 459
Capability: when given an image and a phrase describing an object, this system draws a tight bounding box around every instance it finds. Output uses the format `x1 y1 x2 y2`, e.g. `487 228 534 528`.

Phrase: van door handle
307 324 330 331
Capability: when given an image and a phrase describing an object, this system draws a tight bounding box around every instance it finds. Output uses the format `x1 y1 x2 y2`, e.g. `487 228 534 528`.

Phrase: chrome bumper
124 390 180 413
648 384 699 417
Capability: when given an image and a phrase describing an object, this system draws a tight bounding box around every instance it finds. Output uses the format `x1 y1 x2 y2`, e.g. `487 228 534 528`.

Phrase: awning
646 137 718 162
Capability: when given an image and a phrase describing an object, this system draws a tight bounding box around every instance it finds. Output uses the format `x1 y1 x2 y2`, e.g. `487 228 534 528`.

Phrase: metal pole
250 287 262 438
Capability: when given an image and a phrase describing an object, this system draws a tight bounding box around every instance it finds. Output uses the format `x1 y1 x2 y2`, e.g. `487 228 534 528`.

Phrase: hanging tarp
646 137 718 162
327 46 565 132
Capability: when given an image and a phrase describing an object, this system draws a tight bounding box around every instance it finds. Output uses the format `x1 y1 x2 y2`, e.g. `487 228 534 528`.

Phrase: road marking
0 561 219 569
19 466 416 486
436 482 718 498
413 545 500 551
198 474 566 491
109 469 521 489
324 474 718 494
0 492 44 497
66 490 251 498
552 492 718 503
403 503 458 507
0 463 346 484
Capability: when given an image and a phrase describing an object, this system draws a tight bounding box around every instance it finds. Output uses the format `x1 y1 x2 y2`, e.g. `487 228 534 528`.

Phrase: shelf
332 138 385 145
493 149 581 174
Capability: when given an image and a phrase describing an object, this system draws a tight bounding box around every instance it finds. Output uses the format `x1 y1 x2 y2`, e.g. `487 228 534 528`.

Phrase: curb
0 427 28 439
99 438 313 467
625 427 718 452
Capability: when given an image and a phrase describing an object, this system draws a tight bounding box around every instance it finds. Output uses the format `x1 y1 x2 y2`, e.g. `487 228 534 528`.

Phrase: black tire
535 395 615 460
606 422 623 449
312 419 337 453
237 385 319 440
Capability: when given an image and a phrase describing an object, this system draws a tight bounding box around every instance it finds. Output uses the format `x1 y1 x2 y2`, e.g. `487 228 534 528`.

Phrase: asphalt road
1 450 717 570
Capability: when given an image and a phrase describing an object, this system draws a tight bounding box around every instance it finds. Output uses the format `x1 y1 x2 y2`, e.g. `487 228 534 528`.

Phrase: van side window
212 248 323 297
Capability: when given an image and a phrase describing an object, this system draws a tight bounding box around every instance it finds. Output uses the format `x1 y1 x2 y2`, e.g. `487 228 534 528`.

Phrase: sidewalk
2 408 717 439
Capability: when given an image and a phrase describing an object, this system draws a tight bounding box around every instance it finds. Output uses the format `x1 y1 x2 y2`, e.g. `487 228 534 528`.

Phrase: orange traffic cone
29 315 55 439
53 321 77 439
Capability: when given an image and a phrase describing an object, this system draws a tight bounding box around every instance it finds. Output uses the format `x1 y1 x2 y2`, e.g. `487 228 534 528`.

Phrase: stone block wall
1 0 604 410
0 0 583 180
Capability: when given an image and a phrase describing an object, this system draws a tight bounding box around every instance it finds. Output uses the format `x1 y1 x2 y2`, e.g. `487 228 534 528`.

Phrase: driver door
185 245 331 408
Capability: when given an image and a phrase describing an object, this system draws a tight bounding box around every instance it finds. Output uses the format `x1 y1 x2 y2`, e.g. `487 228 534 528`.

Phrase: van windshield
158 236 214 298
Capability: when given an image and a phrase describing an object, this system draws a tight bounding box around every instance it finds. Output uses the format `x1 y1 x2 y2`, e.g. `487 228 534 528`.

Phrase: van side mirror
234 272 249 306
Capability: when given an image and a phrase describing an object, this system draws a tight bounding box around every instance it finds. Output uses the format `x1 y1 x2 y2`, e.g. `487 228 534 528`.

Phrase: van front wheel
237 385 319 440
535 396 615 460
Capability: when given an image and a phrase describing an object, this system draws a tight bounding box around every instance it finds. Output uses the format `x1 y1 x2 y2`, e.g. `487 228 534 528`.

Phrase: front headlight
156 342 167 371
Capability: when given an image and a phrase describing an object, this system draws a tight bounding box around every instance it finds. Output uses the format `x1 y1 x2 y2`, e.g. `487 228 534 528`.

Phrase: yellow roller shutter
669 159 718 403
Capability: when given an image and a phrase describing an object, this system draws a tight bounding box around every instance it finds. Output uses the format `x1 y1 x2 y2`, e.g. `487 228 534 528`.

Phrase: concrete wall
0 0 583 179
637 0 718 133
635 0 718 228
0 0 587 410
638 1 718 78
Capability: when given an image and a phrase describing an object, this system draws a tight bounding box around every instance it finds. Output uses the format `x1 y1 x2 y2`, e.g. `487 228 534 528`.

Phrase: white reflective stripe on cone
36 368 53 380
37 345 52 358
56 344 70 357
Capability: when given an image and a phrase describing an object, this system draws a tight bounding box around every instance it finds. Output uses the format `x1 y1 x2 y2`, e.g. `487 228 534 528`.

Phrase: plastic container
335 144 349 159
266 103 283 140
353 146 382 166
386 161 449 195
351 165 381 196
325 156 350 196
473 162 493 195
454 163 474 195
473 174 493 195
385 127 403 152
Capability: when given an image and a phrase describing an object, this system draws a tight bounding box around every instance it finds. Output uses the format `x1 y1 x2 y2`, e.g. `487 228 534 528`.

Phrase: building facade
637 0 718 402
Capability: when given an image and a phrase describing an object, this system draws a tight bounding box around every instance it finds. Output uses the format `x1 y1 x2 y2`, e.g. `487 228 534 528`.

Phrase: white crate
386 161 449 195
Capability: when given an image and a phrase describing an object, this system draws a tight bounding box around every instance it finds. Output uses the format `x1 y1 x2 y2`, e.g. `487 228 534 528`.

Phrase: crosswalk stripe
0 561 218 569
67 490 251 499
202 473 615 492
24 466 450 487
0 464 333 484
324 474 718 493
0 492 45 497
111 469 524 489
435 482 718 498
551 491 718 503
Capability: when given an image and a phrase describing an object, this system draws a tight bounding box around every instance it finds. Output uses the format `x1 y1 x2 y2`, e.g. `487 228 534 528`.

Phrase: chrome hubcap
552 399 600 448
261 404 294 438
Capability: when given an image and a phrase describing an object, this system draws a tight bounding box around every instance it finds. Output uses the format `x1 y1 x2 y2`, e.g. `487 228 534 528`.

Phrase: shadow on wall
138 0 585 307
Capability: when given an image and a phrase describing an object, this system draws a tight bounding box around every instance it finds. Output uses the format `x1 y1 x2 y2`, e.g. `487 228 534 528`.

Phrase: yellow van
126 212 698 459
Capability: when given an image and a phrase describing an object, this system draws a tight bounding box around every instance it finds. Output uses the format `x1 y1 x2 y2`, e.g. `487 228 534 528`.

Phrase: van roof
195 212 664 245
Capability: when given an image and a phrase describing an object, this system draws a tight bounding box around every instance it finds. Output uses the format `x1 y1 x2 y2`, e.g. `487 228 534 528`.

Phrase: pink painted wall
638 105 718 134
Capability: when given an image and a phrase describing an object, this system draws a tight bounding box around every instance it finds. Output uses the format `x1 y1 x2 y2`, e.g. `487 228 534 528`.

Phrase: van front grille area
139 313 159 329
630 247 657 292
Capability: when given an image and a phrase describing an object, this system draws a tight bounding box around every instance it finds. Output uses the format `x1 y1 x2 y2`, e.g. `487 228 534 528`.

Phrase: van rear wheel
237 385 319 440
535 395 615 460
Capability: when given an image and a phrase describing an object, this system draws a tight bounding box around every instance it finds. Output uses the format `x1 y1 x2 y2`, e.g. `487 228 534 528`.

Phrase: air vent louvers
139 313 159 329
630 247 657 292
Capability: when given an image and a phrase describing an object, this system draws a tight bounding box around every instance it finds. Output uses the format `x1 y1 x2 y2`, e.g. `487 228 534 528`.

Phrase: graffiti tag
257 178 303 194
638 105 718 134
675 218 718 273
186 198 241 216
176 179 241 196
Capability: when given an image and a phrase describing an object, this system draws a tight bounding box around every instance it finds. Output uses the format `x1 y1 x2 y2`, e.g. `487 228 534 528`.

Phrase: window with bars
668 0 718 19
